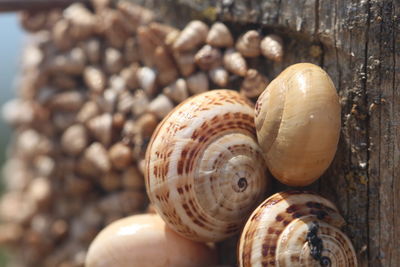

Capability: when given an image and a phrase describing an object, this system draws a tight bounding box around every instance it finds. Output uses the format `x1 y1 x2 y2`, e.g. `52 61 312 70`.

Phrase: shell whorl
145 90 268 242
255 63 341 186
238 191 357 267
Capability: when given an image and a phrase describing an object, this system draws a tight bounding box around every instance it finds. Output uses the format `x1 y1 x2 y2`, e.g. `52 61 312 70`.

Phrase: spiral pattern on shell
238 191 357 267
255 63 341 186
145 90 269 242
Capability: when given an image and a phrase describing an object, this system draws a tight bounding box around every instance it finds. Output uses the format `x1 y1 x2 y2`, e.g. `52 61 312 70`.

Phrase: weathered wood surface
135 0 398 266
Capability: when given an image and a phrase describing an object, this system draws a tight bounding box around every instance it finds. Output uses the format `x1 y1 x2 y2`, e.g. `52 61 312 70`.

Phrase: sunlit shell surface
145 90 269 242
255 63 341 186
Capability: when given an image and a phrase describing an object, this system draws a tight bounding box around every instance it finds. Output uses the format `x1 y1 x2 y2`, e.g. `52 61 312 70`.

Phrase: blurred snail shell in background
238 191 358 267
255 63 341 186
173 20 209 51
236 30 262 58
260 34 284 62
206 22 234 48
223 48 248 77
145 90 269 242
86 214 217 267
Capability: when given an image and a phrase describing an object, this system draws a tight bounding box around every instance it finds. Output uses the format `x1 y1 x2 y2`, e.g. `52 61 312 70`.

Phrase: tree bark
135 0 399 266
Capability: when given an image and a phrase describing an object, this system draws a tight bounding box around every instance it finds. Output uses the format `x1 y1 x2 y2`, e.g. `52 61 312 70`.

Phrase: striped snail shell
255 63 341 186
238 191 358 267
145 90 269 242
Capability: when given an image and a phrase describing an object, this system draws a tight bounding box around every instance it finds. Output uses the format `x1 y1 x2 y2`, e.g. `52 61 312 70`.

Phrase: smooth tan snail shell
255 63 341 186
85 214 217 267
238 191 358 267
145 90 269 242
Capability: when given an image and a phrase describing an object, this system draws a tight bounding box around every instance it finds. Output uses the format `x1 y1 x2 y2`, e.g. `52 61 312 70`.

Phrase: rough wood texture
134 0 398 266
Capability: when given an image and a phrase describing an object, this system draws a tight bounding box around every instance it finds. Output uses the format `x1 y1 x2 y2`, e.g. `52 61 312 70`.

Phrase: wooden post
137 0 399 266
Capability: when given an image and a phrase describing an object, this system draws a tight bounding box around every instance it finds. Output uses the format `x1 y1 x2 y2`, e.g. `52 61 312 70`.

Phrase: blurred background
0 13 24 266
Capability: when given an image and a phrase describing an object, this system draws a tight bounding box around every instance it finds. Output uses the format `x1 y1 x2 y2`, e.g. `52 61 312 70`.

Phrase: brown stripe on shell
239 191 346 267
146 90 267 242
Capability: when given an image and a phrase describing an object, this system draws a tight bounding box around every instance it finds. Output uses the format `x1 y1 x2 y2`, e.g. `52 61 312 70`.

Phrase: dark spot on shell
177 160 184 175
237 177 248 192
292 212 303 218
193 219 205 227
262 244 270 256
286 204 299 213
275 215 283 221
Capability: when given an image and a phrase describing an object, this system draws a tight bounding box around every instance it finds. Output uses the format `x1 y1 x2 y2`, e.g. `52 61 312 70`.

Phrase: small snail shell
137 26 158 67
137 67 157 97
206 22 234 47
148 22 179 44
236 30 262 58
194 45 222 70
154 46 179 86
173 20 209 51
238 191 357 267
108 142 132 170
61 124 88 156
116 1 154 30
255 63 341 186
145 90 269 242
120 63 140 90
86 214 217 267
260 34 284 62
223 48 248 77
87 113 112 146
241 69 269 99
148 94 174 120
186 72 209 95
163 78 189 103
104 47 123 74
77 101 100 123
173 51 196 77
83 66 106 93
209 67 228 87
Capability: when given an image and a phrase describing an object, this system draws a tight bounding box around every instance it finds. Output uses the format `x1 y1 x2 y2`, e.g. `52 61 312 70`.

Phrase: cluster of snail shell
87 64 356 266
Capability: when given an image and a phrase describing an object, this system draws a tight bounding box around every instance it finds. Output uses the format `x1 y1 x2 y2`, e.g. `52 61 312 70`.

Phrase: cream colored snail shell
85 214 217 267
145 89 269 242
255 63 341 186
238 191 358 267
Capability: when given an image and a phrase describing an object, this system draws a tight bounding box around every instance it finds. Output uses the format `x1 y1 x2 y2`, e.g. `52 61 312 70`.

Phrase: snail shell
186 72 209 95
173 20 208 51
255 63 341 186
223 48 248 77
260 34 284 62
206 22 234 48
241 69 269 99
173 50 196 77
154 46 179 86
83 66 106 93
238 191 357 267
209 67 228 87
145 90 269 242
163 78 189 103
235 30 262 58
194 45 222 70
86 214 217 267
